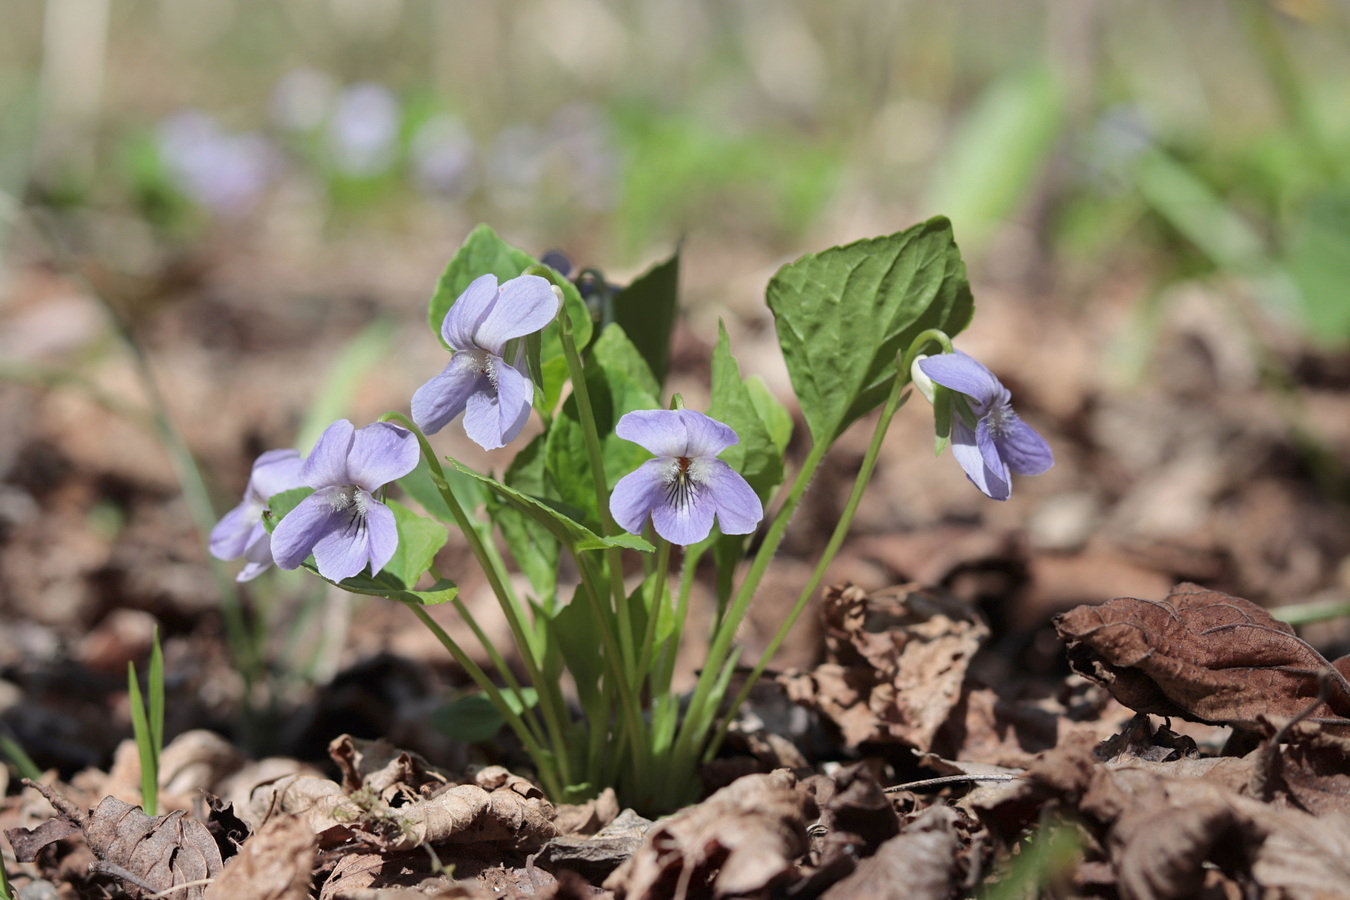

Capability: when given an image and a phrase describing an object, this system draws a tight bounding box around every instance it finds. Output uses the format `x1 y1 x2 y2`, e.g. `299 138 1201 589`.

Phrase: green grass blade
127 661 158 816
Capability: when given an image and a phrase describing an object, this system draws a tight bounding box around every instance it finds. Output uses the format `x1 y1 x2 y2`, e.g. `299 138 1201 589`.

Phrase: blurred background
2 0 1350 770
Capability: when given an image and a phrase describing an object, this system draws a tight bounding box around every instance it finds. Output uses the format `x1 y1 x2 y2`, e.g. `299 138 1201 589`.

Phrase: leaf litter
7 248 1350 897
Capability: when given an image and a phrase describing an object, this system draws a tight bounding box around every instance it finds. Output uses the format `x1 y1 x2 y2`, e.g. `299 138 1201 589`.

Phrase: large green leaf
426 225 592 415
611 247 680 385
544 323 661 531
766 217 974 445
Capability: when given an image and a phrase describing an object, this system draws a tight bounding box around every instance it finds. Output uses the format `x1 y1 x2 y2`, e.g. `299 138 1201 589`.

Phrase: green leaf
446 457 653 554
431 694 506 743
708 322 787 502
431 688 539 743
766 217 974 445
264 487 314 525
396 455 489 539
426 224 592 414
493 434 561 600
707 322 789 603
611 247 680 385
544 323 661 530
380 499 450 589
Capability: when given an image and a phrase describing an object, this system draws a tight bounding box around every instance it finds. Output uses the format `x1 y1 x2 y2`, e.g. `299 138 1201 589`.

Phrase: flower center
985 402 1013 437
328 486 371 536
466 348 498 386
664 456 697 511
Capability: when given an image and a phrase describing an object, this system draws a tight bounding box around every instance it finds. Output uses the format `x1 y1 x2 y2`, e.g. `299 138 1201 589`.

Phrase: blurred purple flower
327 82 400 177
210 448 305 582
158 111 279 214
271 420 420 582
610 409 763 546
916 351 1053 501
412 274 559 450
411 114 476 198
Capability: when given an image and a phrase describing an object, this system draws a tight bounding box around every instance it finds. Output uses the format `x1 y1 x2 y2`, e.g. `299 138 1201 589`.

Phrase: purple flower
916 350 1053 501
271 420 420 582
412 273 560 450
210 449 306 582
610 409 763 546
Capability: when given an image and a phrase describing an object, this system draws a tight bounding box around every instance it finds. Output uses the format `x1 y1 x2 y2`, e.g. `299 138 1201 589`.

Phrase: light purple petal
301 420 355 488
471 275 560 354
347 422 420 492
975 418 1008 482
917 351 1003 406
236 560 272 582
651 472 718 546
210 500 261 560
610 459 671 534
248 449 305 500
998 415 1054 476
677 410 738 459
441 273 499 350
949 419 1010 501
492 360 535 448
362 495 400 576
309 497 383 581
412 354 486 436
236 524 274 581
697 459 762 535
270 488 344 569
615 410 690 458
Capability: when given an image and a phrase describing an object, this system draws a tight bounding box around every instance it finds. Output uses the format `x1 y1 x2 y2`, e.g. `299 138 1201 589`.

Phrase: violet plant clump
211 219 1053 812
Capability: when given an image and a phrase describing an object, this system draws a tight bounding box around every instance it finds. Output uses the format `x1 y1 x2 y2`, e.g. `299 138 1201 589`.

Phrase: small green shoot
127 626 165 816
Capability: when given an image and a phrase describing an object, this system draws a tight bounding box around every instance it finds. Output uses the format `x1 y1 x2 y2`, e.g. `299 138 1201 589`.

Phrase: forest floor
3 220 1350 899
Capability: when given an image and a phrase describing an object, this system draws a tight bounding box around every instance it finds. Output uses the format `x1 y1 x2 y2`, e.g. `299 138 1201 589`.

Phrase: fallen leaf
536 807 652 882
604 771 813 899
820 805 967 900
9 781 222 899
204 813 314 900
1055 582 1350 730
780 583 988 751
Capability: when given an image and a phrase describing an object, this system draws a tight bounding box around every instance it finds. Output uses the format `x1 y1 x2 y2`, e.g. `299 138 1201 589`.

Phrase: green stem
379 412 573 788
703 378 912 761
636 538 672 687
556 310 636 679
655 541 704 696
402 600 563 800
665 439 829 788
574 552 649 792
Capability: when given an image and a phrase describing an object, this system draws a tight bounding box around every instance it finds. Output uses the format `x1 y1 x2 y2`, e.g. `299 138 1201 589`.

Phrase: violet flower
210 448 306 582
916 350 1053 501
271 420 420 582
412 273 560 450
610 409 763 546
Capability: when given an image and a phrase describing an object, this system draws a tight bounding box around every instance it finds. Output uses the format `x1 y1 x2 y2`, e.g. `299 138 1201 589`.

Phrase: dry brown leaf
780 583 988 751
603 771 812 899
254 771 556 853
8 781 222 899
204 813 314 900
820 806 966 900
1055 582 1350 730
536 807 653 883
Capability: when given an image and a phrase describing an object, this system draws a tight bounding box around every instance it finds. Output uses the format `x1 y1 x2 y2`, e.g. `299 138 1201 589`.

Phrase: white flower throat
328 485 371 534
466 348 499 386
663 456 704 511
